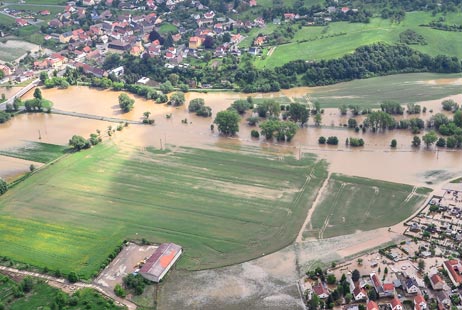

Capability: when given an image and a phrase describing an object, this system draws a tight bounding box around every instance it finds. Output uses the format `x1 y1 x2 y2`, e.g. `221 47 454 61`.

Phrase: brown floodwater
4 86 462 186
0 155 43 181
0 87 22 100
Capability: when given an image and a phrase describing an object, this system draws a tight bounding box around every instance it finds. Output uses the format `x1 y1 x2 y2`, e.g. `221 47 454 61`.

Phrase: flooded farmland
3 78 462 185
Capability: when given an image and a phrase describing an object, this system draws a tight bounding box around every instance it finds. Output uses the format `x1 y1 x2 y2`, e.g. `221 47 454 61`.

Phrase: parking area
95 242 158 290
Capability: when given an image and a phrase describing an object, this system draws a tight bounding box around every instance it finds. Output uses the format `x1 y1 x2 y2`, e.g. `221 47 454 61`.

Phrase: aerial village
0 0 359 85
302 183 462 310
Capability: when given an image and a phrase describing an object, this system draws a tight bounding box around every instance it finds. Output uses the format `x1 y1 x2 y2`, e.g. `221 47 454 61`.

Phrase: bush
349 137 365 147
68 271 79 283
196 106 212 117
0 178 7 196
318 136 326 144
326 136 339 145
123 274 147 296
390 139 397 148
230 100 250 114
246 116 259 126
188 98 205 112
0 111 11 124
251 130 260 138
114 284 126 298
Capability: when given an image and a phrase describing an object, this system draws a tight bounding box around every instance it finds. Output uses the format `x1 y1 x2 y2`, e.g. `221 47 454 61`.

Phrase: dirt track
0 265 136 310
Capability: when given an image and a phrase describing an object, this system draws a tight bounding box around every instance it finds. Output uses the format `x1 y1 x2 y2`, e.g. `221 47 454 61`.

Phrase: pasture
0 141 67 163
253 12 462 68
310 72 462 107
303 174 431 239
0 143 327 278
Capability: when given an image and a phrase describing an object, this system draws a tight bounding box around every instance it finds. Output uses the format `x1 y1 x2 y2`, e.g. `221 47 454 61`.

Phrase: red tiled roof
391 297 403 309
367 301 379 310
431 274 444 285
415 294 425 304
312 283 328 296
383 283 395 291
371 273 382 289
444 260 462 284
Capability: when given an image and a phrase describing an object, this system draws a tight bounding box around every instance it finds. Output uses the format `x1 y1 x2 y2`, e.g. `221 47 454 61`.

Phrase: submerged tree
214 110 240 136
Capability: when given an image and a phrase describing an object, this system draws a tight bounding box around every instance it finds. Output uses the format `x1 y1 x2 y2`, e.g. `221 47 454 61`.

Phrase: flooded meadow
3 74 462 185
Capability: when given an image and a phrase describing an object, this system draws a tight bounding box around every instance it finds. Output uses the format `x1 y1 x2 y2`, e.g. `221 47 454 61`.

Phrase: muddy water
5 86 462 186
0 113 109 148
0 87 22 100
0 155 43 182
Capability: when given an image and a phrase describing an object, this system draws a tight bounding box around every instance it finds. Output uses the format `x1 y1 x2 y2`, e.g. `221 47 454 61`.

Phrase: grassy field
0 143 327 278
0 274 124 309
310 72 462 108
303 174 431 239
0 39 39 62
0 13 15 25
21 0 66 4
158 23 178 34
7 4 63 20
253 11 462 68
0 141 67 163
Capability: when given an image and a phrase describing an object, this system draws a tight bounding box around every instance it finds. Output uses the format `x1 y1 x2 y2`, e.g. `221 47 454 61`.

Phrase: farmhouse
312 282 329 299
140 243 182 282
353 285 367 301
443 260 462 286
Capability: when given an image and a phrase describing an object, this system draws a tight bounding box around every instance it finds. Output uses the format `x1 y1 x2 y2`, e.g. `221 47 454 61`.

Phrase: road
0 265 137 310
0 78 39 110
51 108 145 125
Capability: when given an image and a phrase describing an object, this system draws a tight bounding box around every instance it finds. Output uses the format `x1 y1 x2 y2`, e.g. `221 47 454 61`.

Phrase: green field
253 12 462 68
0 141 67 163
303 174 431 239
0 274 123 309
310 72 462 108
21 0 66 4
158 23 178 34
0 143 327 277
7 4 63 20
0 13 15 25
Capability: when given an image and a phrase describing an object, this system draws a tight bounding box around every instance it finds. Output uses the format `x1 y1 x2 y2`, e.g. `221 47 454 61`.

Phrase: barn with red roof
140 243 182 282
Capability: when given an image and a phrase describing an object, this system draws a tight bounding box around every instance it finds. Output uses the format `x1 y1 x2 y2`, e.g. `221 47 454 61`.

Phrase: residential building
443 260 462 286
352 285 367 301
370 273 384 297
435 291 451 308
430 274 445 290
404 277 420 294
367 301 379 310
312 282 329 299
391 297 403 310
414 294 427 310
189 36 202 49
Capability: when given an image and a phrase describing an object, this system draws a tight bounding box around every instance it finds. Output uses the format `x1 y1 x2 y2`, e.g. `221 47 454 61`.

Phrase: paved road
0 79 39 110
51 108 145 125
0 265 137 309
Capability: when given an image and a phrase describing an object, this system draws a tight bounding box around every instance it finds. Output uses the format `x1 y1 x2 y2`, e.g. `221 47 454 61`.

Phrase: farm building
140 243 182 282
